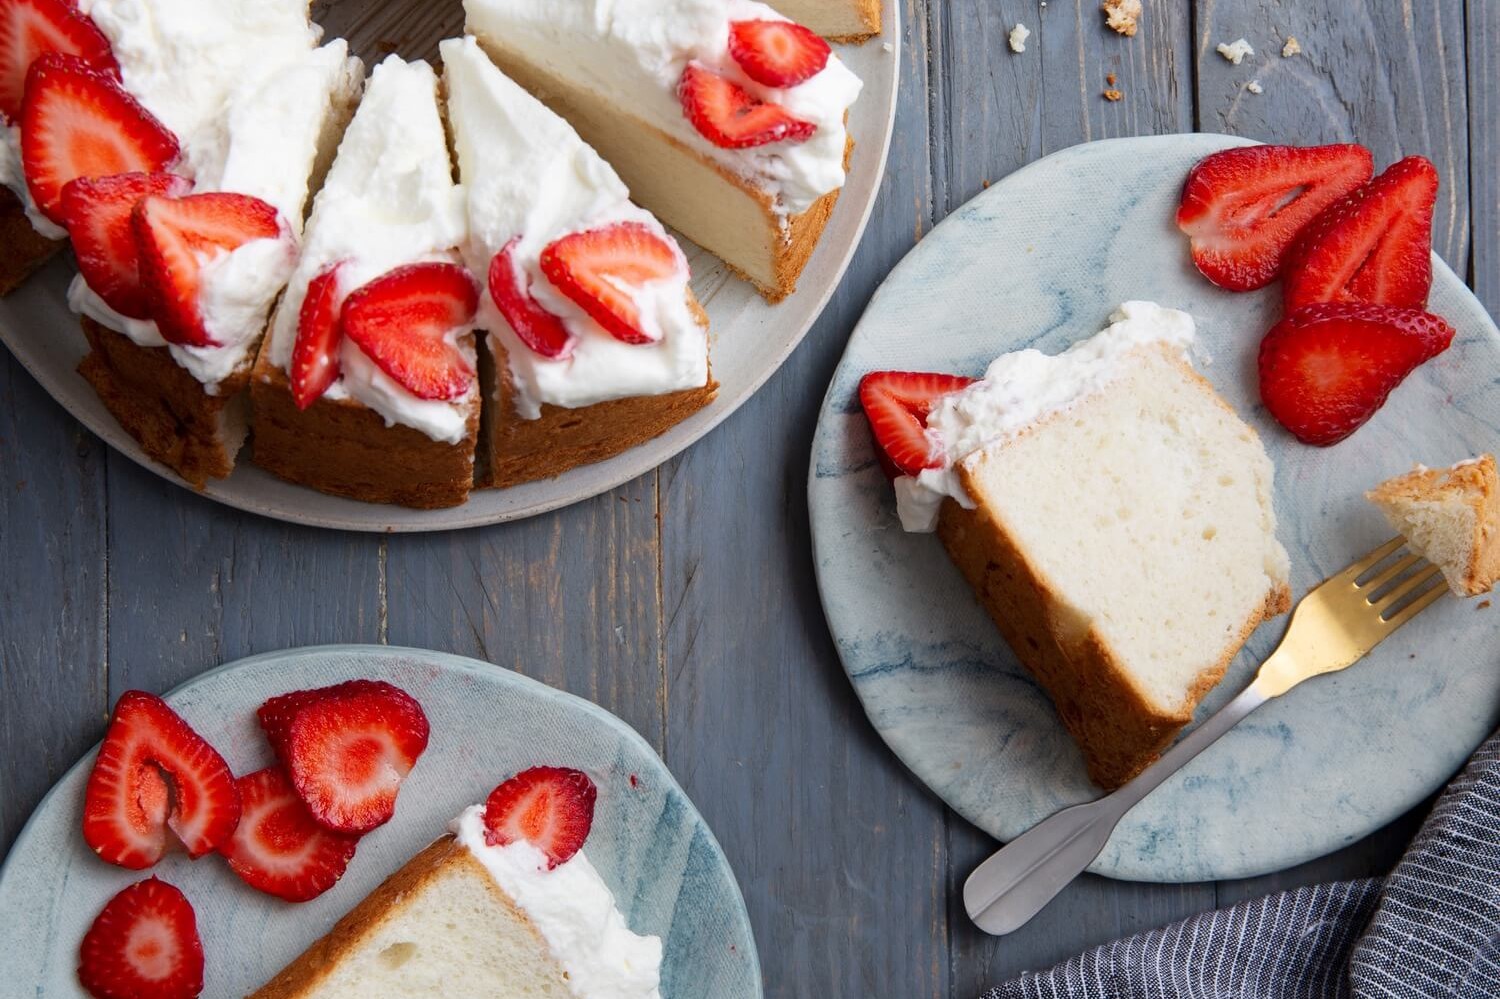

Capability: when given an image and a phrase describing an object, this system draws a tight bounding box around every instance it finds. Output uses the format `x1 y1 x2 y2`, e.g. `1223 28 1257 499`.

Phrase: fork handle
963 682 1270 936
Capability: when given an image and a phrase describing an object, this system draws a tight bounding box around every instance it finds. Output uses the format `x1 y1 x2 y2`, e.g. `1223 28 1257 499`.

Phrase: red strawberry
0 0 118 123
218 767 360 903
1281 156 1439 312
82 690 240 869
728 19 831 88
1176 143 1374 291
59 171 191 319
677 62 815 149
290 263 345 409
275 680 430 835
539 223 682 345
340 262 477 401
857 370 975 478
255 685 327 759
1258 302 1455 446
78 877 203 999
488 238 577 359
132 190 283 347
20 53 178 223
482 766 596 869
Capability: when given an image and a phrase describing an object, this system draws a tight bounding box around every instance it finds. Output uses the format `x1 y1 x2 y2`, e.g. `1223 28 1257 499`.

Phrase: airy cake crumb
1246 80 1264 94
1103 88 1123 101
1282 36 1301 57
1009 23 1031 53
1217 38 1254 64
1102 0 1141 37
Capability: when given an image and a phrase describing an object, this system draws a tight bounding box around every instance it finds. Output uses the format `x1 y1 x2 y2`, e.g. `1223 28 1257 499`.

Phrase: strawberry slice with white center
340 262 478 401
1176 143 1374 292
858 370 976 478
82 690 241 869
20 53 176 224
60 171 191 319
290 262 346 409
488 237 577 360
728 19 831 88
0 0 118 123
539 222 682 346
77 877 204 999
218 767 360 903
482 766 597 869
677 61 815 149
132 190 283 347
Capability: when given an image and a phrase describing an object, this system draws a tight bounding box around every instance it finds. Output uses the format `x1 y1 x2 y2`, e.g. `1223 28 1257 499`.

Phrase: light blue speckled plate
809 133 1500 883
0 646 760 997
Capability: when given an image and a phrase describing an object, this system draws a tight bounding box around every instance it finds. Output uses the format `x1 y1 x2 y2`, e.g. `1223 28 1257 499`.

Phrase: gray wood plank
1469 0 1499 318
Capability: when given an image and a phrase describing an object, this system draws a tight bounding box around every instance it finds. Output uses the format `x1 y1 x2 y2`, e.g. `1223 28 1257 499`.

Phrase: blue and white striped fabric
983 728 1500 999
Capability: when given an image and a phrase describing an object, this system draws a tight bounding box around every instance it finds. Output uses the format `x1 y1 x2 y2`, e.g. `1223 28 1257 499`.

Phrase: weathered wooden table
2 1 1494 994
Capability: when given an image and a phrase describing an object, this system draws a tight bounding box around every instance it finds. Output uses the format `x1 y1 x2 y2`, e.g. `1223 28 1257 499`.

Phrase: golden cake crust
0 185 65 297
1366 454 1500 596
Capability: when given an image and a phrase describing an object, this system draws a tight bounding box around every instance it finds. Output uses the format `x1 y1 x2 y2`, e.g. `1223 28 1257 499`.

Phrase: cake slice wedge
1366 455 1500 597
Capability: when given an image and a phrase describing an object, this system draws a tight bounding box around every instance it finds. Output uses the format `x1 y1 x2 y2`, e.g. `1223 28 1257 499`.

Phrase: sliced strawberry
857 370 975 478
728 19 831 88
275 680 430 835
677 62 815 149
482 766 596 869
60 171 191 319
1281 156 1439 312
1258 302 1455 446
218 767 360 903
1176 143 1374 291
539 223 682 345
0 0 118 123
20 53 177 223
82 690 240 869
290 263 345 409
78 877 203 999
132 190 282 347
488 238 577 359
340 262 477 401
255 685 327 759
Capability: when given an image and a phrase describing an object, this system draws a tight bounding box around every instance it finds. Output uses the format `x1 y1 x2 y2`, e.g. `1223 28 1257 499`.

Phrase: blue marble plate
0 646 760 997
809 133 1500 882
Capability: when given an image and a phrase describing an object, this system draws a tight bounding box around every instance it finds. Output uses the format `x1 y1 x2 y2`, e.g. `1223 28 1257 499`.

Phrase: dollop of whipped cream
462 0 863 216
450 804 663 999
895 301 1198 532
0 121 65 239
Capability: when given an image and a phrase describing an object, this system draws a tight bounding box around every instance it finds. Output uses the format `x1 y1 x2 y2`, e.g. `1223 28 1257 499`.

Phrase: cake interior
772 0 882 41
1368 456 1500 596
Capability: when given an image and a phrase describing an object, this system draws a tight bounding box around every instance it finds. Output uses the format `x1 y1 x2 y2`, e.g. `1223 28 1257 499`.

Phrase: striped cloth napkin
983 728 1500 999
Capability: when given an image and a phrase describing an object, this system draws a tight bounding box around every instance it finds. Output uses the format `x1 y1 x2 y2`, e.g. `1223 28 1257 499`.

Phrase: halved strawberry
539 223 682 345
1258 302 1455 446
218 767 360 903
1281 156 1439 312
132 190 283 347
1176 143 1374 291
290 263 345 409
340 262 477 401
20 53 178 223
677 62 815 149
82 690 241 869
78 877 203 999
488 238 576 359
482 766 596 869
857 370 975 478
728 19 831 88
255 685 327 759
59 171 191 319
274 680 430 835
0 0 118 123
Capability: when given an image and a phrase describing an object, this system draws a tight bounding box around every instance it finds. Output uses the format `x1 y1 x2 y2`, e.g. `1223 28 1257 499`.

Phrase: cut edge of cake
1366 454 1500 597
0 186 65 296
774 0 883 42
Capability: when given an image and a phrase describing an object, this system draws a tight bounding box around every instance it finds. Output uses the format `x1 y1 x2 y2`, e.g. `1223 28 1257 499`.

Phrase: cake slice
863 302 1292 789
1367 455 1500 597
441 36 716 489
773 0 882 42
463 0 863 302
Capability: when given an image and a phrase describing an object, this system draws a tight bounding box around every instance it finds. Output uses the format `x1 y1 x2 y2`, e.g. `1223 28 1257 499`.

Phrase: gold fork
963 537 1449 936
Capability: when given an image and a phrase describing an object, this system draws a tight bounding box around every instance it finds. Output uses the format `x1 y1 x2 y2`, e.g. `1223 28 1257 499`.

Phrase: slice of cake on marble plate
251 55 481 510
859 302 1293 789
441 36 715 489
1367 454 1500 597
463 0 863 302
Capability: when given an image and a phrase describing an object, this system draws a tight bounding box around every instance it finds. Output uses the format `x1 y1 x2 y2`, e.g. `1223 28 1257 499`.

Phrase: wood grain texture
1468 0 1498 317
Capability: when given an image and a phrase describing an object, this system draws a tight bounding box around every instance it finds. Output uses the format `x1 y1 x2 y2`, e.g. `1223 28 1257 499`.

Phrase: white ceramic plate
0 2 898 531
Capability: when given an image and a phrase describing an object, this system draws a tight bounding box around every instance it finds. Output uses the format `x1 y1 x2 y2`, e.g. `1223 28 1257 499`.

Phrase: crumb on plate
1102 0 1141 37
1009 23 1031 53
1246 79 1264 94
1217 38 1254 64
1282 36 1301 57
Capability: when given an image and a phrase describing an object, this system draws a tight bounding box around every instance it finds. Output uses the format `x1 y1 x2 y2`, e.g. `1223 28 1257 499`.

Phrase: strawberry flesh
728 19 831 88
678 62 815 149
0 0 118 123
290 263 345 409
488 237 577 359
857 370 976 478
539 223 682 345
78 877 204 999
1176 143 1374 291
482 766 596 869
60 171 190 319
340 262 477 401
218 767 360 903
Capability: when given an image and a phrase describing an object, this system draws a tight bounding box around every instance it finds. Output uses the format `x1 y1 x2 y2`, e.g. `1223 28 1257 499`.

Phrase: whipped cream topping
442 36 708 420
0 121 65 239
265 55 475 444
450 804 663 999
462 0 863 216
895 301 1198 532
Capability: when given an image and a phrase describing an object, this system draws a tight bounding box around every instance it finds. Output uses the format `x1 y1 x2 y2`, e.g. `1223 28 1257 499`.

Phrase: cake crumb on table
1008 23 1031 53
1246 80 1264 94
1103 88 1123 101
1106 72 1117 86
1217 38 1254 64
1101 0 1141 37
1282 36 1301 57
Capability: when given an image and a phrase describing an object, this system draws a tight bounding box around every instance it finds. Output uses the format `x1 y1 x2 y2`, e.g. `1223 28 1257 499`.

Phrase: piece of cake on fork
1367 454 1500 597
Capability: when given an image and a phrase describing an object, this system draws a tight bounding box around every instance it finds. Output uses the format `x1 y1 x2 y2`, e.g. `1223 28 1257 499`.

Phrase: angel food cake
1368 455 1500 597
861 302 1292 788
